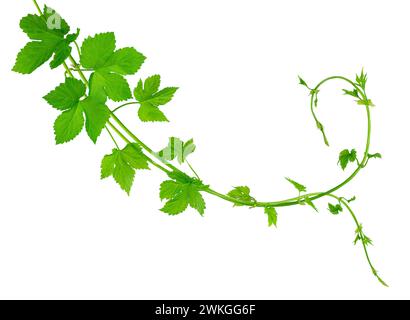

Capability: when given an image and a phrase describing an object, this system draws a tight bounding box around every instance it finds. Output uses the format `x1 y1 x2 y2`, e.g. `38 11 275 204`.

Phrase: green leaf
304 196 318 212
91 71 132 102
103 47 145 75
13 7 78 74
138 103 169 122
356 99 375 107
81 32 145 102
80 96 111 143
347 196 357 203
227 186 255 206
134 75 178 122
43 78 86 110
285 177 306 193
298 75 309 88
264 207 278 227
112 154 135 195
362 235 373 246
355 68 368 90
160 180 182 200
80 32 116 69
138 75 161 98
343 88 359 98
121 143 150 170
159 178 206 216
101 152 117 179
157 137 196 164
368 153 382 159
328 203 343 215
53 105 84 144
338 149 357 170
187 188 206 216
100 144 150 194
45 78 110 144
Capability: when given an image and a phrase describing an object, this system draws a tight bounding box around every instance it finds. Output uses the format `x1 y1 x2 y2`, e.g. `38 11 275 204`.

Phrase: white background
0 0 409 300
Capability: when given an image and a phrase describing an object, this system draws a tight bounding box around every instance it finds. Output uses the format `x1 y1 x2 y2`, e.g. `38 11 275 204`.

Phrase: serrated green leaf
121 143 150 170
100 143 150 194
45 78 110 144
160 180 182 200
264 207 278 227
188 188 206 216
80 32 116 69
103 47 145 75
138 103 169 122
161 192 189 215
328 203 343 215
43 78 85 110
112 154 135 195
227 186 255 206
285 177 306 193
134 75 178 122
90 70 131 102
338 149 357 170
53 105 84 144
81 32 145 102
101 152 117 179
80 96 111 143
13 8 77 74
159 178 206 216
142 75 161 97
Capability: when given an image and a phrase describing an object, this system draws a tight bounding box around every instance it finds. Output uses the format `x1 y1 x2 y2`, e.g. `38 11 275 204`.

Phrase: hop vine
13 0 387 286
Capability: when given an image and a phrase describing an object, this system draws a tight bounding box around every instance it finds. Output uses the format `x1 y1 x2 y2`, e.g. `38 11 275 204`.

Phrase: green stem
112 102 139 113
105 125 119 149
32 0 42 15
186 160 201 180
335 196 388 287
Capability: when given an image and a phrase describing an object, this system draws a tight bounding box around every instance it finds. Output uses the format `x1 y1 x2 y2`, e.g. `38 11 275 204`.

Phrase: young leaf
368 153 382 159
356 99 375 107
304 196 318 212
338 149 357 170
362 235 373 246
157 137 196 164
328 203 343 215
285 177 306 193
347 196 357 203
227 186 255 206
298 76 309 89
159 178 206 216
355 68 368 90
13 7 79 74
44 78 110 144
343 88 359 98
81 32 145 102
101 143 150 194
264 207 278 227
134 75 178 122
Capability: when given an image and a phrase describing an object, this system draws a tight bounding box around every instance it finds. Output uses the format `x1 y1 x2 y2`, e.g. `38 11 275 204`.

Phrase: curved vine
13 0 387 286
